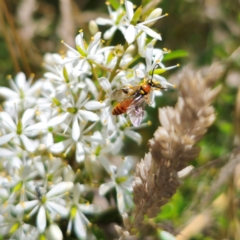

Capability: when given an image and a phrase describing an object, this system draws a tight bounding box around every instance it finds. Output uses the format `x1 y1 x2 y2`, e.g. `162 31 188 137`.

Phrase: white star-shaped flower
99 156 134 213
124 0 165 44
96 4 126 40
0 109 46 152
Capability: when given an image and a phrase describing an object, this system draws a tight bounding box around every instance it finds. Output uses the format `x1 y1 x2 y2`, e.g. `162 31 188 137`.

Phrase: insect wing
111 86 139 102
126 95 147 126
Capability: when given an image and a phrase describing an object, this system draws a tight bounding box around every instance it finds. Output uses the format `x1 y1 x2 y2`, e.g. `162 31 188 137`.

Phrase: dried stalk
129 63 223 231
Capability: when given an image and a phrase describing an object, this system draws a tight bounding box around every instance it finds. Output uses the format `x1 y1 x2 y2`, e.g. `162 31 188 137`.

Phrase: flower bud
46 224 63 240
89 20 99 35
113 44 124 57
145 8 162 26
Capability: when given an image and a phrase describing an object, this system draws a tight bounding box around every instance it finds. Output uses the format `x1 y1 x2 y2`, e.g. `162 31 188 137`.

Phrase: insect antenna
150 63 161 83
150 64 169 90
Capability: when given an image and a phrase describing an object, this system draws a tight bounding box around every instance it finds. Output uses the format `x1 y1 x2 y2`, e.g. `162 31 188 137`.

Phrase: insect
35 186 42 200
111 64 165 126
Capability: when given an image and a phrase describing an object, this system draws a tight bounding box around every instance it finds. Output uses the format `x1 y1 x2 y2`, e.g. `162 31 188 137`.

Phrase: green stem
89 60 111 73
89 62 98 82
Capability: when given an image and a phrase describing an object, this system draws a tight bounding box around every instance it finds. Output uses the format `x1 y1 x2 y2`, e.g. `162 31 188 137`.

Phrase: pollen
105 1 110 5
6 75 12 80
165 13 169 16
91 36 94 41
35 109 40 116
3 201 8 208
78 29 83 33
177 63 180 67
148 121 152 126
20 201 25 208
48 152 54 160
61 40 64 43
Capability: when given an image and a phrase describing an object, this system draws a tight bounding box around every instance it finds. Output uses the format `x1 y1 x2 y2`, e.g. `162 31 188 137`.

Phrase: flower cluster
0 1 176 239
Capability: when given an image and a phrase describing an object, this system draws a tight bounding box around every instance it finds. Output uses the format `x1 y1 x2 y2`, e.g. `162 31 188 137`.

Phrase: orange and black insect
111 64 165 126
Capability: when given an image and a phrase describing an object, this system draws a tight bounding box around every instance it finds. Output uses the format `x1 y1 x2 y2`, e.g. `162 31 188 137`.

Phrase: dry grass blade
129 63 223 231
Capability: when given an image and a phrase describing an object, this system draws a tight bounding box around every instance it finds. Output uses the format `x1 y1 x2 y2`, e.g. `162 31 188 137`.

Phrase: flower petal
137 24 162 41
0 147 15 157
0 132 16 145
99 181 115 195
74 212 87 239
98 77 112 94
76 142 85 162
79 110 99 122
37 206 46 232
125 25 136 44
48 113 69 127
124 129 142 145
0 112 16 130
116 185 125 213
50 139 72 153
46 182 74 198
95 17 113 25
22 108 35 128
146 44 153 71
76 85 88 107
125 0 134 21
103 26 117 40
84 100 106 110
19 135 36 152
46 201 68 217
117 156 134 176
72 116 80 141
0 87 18 99
98 155 113 174
16 72 27 90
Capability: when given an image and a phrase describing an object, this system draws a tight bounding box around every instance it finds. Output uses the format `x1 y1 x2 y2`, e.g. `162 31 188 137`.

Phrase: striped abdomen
112 98 133 115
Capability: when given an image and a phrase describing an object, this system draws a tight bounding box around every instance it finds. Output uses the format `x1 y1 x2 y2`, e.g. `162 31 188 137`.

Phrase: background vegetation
0 0 240 239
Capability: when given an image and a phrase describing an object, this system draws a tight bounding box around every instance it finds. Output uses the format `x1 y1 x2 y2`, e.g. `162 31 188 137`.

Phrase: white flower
0 146 23 174
98 77 117 136
50 125 104 163
15 182 73 233
99 156 134 213
96 4 126 40
66 183 100 239
124 0 165 44
0 212 39 239
0 73 43 114
48 85 104 142
43 55 78 95
0 109 46 152
59 32 112 78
